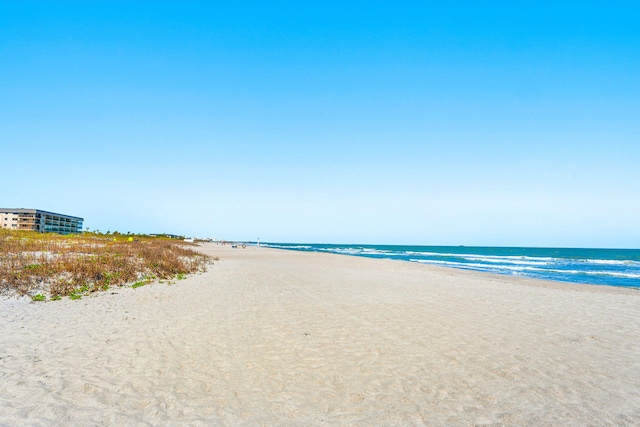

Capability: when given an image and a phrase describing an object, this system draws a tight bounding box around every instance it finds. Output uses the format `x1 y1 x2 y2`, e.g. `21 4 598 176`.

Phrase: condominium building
0 208 84 234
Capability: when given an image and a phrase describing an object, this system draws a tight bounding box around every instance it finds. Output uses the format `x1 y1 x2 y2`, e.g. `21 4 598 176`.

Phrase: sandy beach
1 244 639 426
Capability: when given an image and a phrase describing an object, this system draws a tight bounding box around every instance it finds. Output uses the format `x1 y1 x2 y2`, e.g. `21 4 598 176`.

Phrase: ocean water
260 243 640 289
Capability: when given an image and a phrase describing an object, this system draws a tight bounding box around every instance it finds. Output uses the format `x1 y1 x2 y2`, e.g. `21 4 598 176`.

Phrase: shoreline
260 243 640 293
257 244 639 296
2 243 639 425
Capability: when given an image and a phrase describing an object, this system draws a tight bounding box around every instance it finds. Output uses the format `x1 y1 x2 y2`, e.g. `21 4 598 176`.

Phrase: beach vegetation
31 293 46 302
0 230 212 298
131 280 146 289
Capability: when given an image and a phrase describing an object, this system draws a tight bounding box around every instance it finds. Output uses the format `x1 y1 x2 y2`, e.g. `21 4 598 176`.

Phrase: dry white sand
1 244 639 426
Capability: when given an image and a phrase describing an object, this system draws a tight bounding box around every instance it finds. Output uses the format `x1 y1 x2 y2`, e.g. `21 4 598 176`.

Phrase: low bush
0 230 212 298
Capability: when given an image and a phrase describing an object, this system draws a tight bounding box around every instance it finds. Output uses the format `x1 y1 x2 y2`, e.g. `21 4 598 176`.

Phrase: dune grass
0 230 211 299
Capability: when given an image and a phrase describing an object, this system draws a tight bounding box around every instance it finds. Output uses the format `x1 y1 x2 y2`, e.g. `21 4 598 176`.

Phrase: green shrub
0 229 211 297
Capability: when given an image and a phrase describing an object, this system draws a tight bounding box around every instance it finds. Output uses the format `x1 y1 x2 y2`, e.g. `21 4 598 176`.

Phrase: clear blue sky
1 2 639 247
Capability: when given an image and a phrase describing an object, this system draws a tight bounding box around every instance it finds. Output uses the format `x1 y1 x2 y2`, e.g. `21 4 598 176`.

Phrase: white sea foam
403 251 558 262
531 267 640 279
361 248 392 254
318 247 398 257
264 244 313 250
411 259 640 279
460 256 550 266
261 243 313 250
554 269 640 279
411 259 529 272
322 248 362 255
578 259 640 267
404 251 639 269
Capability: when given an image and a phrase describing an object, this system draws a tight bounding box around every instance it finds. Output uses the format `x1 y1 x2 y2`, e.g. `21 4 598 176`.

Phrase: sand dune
1 244 639 426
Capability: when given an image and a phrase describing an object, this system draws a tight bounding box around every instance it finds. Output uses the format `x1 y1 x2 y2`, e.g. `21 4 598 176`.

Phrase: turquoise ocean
260 243 640 289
